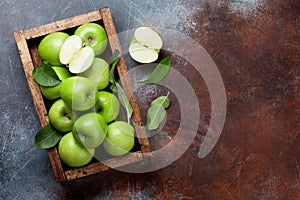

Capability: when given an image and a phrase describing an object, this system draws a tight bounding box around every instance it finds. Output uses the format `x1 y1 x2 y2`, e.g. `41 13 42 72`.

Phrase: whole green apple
103 121 135 156
74 23 107 56
60 76 97 111
94 91 120 123
72 112 107 148
38 32 69 66
79 58 109 90
40 66 71 100
48 99 74 132
58 132 95 167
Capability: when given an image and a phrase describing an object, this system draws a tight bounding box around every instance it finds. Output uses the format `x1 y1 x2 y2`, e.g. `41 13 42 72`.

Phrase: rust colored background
1 0 299 199
64 1 299 199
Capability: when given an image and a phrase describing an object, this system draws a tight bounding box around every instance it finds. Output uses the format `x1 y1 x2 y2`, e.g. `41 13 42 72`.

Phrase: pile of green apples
36 23 135 168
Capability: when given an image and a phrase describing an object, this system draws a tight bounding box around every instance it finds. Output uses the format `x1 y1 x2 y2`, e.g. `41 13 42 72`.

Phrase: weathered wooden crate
14 7 152 182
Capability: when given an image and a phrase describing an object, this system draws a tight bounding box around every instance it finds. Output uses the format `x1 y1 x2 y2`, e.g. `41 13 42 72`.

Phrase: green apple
48 99 74 132
59 76 97 111
59 35 95 74
38 32 69 66
72 112 107 148
58 132 95 167
94 91 120 123
74 23 108 56
129 27 163 63
40 66 71 100
103 121 135 156
79 58 109 90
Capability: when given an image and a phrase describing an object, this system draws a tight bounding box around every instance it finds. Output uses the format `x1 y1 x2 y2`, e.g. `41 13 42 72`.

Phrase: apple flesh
72 113 107 148
129 27 163 63
103 121 135 156
59 76 97 111
40 66 71 100
74 23 108 56
48 99 74 132
38 32 69 66
59 35 95 74
58 132 95 167
79 58 109 90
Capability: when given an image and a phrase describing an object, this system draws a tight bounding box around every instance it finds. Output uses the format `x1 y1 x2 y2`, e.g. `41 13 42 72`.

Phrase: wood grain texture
65 152 144 181
22 10 103 39
14 30 67 183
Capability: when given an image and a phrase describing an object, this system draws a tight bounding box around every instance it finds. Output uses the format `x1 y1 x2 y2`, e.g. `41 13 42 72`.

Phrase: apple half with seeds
59 35 95 73
129 27 163 63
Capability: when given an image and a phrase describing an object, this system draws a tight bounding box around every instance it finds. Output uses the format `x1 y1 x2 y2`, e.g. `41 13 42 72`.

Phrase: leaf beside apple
40 66 71 100
34 124 63 149
32 62 61 87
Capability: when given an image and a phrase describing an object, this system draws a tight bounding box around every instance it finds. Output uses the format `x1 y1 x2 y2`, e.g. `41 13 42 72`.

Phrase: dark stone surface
1 0 299 199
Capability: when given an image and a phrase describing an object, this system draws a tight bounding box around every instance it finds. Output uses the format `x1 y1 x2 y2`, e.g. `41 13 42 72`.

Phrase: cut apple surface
59 35 95 74
69 47 94 74
129 27 163 63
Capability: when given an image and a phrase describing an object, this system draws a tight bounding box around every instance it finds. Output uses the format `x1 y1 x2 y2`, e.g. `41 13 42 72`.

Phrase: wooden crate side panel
14 31 67 182
65 152 144 181
22 10 103 39
13 31 49 126
100 8 151 153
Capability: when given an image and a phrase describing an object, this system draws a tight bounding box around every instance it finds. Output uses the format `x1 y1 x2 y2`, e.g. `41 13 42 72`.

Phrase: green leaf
150 92 170 109
147 92 170 130
109 55 120 85
32 62 61 87
143 55 171 84
146 104 166 130
34 124 62 149
116 82 133 124
110 84 117 92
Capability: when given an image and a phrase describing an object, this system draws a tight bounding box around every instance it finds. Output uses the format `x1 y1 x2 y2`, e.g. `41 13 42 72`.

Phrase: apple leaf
109 55 120 85
32 62 61 87
150 92 170 109
34 124 63 149
109 55 120 92
146 105 166 130
143 55 171 84
146 93 170 130
116 82 133 124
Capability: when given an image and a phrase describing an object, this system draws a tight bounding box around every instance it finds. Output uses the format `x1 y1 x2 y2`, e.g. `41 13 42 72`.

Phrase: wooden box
14 7 152 182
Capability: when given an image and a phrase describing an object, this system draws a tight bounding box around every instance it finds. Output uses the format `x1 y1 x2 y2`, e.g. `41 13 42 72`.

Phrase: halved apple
59 35 95 73
129 27 163 63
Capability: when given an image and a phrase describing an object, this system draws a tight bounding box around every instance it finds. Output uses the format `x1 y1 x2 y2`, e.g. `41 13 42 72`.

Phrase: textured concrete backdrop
1 0 299 199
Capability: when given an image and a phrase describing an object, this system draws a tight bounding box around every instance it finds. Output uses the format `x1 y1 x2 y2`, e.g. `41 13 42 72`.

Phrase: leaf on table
143 55 171 84
146 92 170 130
32 62 61 87
150 92 170 109
34 124 62 149
146 104 167 130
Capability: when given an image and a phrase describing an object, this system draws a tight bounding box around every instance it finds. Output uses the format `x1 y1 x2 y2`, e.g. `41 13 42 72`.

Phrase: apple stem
64 112 72 120
87 36 94 43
